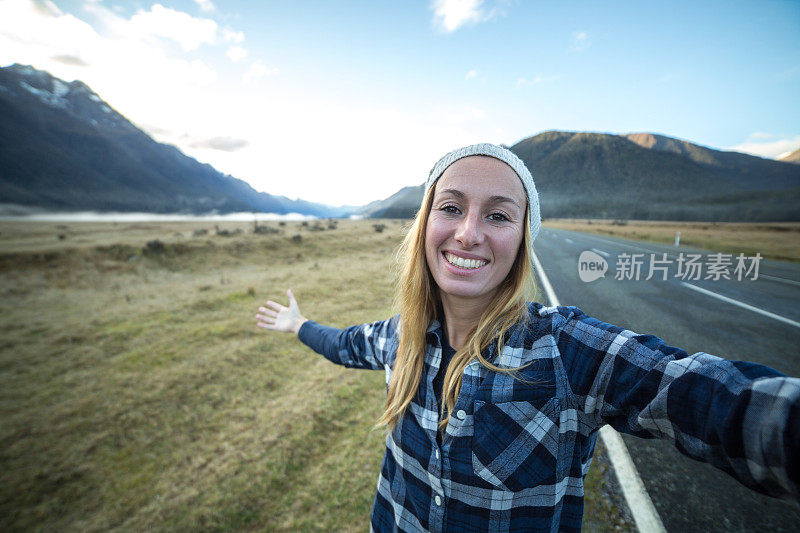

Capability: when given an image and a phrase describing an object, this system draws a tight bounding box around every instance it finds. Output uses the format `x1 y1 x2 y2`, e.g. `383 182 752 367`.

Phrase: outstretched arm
551 306 799 500
254 289 398 370
255 289 308 334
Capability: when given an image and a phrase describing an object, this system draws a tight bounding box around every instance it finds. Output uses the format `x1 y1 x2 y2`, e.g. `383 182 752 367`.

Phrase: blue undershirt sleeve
297 315 398 370
297 320 342 361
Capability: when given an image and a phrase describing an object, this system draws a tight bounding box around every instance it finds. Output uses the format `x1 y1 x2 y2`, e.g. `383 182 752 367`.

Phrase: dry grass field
0 218 630 532
543 219 800 263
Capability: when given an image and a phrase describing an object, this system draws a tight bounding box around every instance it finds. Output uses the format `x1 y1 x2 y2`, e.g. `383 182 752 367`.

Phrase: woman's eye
441 204 460 214
488 213 509 222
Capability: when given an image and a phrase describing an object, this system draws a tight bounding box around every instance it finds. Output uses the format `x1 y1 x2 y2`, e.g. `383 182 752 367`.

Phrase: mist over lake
0 210 318 223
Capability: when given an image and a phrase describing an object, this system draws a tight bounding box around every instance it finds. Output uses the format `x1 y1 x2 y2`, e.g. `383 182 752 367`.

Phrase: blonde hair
376 184 538 431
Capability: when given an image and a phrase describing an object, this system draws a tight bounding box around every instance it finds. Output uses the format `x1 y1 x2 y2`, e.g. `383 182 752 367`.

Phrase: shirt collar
426 319 443 347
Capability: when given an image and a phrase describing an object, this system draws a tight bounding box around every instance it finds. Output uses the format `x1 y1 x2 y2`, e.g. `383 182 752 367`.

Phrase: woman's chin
435 280 496 302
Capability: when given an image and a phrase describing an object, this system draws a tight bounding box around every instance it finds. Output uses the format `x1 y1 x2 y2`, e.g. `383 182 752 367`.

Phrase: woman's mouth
444 252 488 270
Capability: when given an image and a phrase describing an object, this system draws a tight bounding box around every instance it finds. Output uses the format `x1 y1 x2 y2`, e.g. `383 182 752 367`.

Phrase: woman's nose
454 212 482 247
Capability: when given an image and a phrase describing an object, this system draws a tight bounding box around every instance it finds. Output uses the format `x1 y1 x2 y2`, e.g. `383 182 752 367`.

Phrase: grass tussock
0 219 627 531
544 219 800 263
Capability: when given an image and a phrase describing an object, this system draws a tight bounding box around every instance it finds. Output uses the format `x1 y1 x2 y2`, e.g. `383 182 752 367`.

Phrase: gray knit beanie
425 143 541 242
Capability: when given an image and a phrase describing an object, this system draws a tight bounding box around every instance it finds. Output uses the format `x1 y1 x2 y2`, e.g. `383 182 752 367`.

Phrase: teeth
445 252 487 269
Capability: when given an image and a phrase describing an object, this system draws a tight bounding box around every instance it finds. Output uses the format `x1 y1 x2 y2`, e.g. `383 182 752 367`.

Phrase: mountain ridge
3 64 798 221
0 64 351 217
780 147 800 164
361 130 800 221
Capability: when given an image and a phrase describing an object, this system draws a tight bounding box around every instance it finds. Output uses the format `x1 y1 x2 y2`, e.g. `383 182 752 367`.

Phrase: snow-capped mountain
0 64 352 216
4 64 129 131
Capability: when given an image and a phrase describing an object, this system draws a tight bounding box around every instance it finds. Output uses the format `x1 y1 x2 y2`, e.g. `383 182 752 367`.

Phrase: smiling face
424 155 527 310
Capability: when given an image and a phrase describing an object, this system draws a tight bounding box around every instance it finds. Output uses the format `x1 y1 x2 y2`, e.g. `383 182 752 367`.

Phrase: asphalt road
534 227 800 532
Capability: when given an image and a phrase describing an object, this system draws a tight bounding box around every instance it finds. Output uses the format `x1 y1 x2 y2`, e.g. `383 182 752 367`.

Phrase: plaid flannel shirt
298 302 799 532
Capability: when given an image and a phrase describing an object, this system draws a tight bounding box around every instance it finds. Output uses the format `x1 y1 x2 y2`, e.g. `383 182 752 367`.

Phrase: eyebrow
438 188 522 208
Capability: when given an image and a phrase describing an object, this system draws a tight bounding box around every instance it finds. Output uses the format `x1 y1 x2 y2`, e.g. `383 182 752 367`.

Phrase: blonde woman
255 144 799 532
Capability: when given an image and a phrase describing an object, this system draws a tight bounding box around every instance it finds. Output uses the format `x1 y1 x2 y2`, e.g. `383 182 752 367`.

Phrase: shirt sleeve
297 315 399 370
550 305 800 500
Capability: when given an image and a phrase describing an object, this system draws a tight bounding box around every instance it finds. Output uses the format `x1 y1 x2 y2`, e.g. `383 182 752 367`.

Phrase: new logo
578 250 608 282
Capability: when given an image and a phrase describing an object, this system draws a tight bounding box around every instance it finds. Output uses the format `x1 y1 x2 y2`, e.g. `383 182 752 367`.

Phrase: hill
0 64 350 217
360 131 800 221
780 147 800 164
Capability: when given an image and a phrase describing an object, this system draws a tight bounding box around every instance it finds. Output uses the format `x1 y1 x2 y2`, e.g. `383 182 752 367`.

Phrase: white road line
531 251 558 306
591 248 610 257
760 274 800 287
531 251 666 533
565 238 573 244
681 282 800 329
561 231 656 254
599 426 666 533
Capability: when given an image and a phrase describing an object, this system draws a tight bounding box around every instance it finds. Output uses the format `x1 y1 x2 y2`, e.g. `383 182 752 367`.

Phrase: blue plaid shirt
298 303 799 532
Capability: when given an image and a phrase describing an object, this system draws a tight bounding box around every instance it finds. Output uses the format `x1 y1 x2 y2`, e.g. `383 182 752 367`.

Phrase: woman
255 144 799 532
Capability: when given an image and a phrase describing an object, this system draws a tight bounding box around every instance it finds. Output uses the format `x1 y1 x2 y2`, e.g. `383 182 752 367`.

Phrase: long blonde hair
376 184 538 431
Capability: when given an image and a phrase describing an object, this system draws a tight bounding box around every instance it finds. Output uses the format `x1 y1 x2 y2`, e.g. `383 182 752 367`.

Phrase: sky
1 0 799 206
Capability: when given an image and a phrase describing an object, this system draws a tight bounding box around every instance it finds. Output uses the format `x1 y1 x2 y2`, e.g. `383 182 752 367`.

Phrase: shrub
254 225 279 235
144 240 164 254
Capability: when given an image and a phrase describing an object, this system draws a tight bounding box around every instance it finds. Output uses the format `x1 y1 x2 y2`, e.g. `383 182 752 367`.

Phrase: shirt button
435 449 440 459
456 409 466 420
435 495 442 506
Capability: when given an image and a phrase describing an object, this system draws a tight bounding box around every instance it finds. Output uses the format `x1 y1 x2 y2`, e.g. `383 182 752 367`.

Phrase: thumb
287 289 297 308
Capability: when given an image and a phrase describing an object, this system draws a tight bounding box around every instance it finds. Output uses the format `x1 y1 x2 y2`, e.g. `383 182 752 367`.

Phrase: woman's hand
255 289 308 334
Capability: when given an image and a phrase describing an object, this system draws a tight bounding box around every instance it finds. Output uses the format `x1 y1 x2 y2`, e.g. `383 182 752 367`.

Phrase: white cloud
128 4 217 51
571 30 589 51
465 69 478 80
0 3 89 74
0 0 500 206
31 0 62 17
729 134 800 159
222 28 245 43
0 0 222 138
51 53 89 66
199 103 497 205
431 0 488 33
748 132 776 140
226 46 247 62
516 74 560 88
194 0 215 13
189 136 248 152
243 60 279 83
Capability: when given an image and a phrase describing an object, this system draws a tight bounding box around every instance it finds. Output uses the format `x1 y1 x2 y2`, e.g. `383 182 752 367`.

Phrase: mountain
0 64 350 217
624 132 799 188
780 148 800 164
358 184 424 218
360 131 800 222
